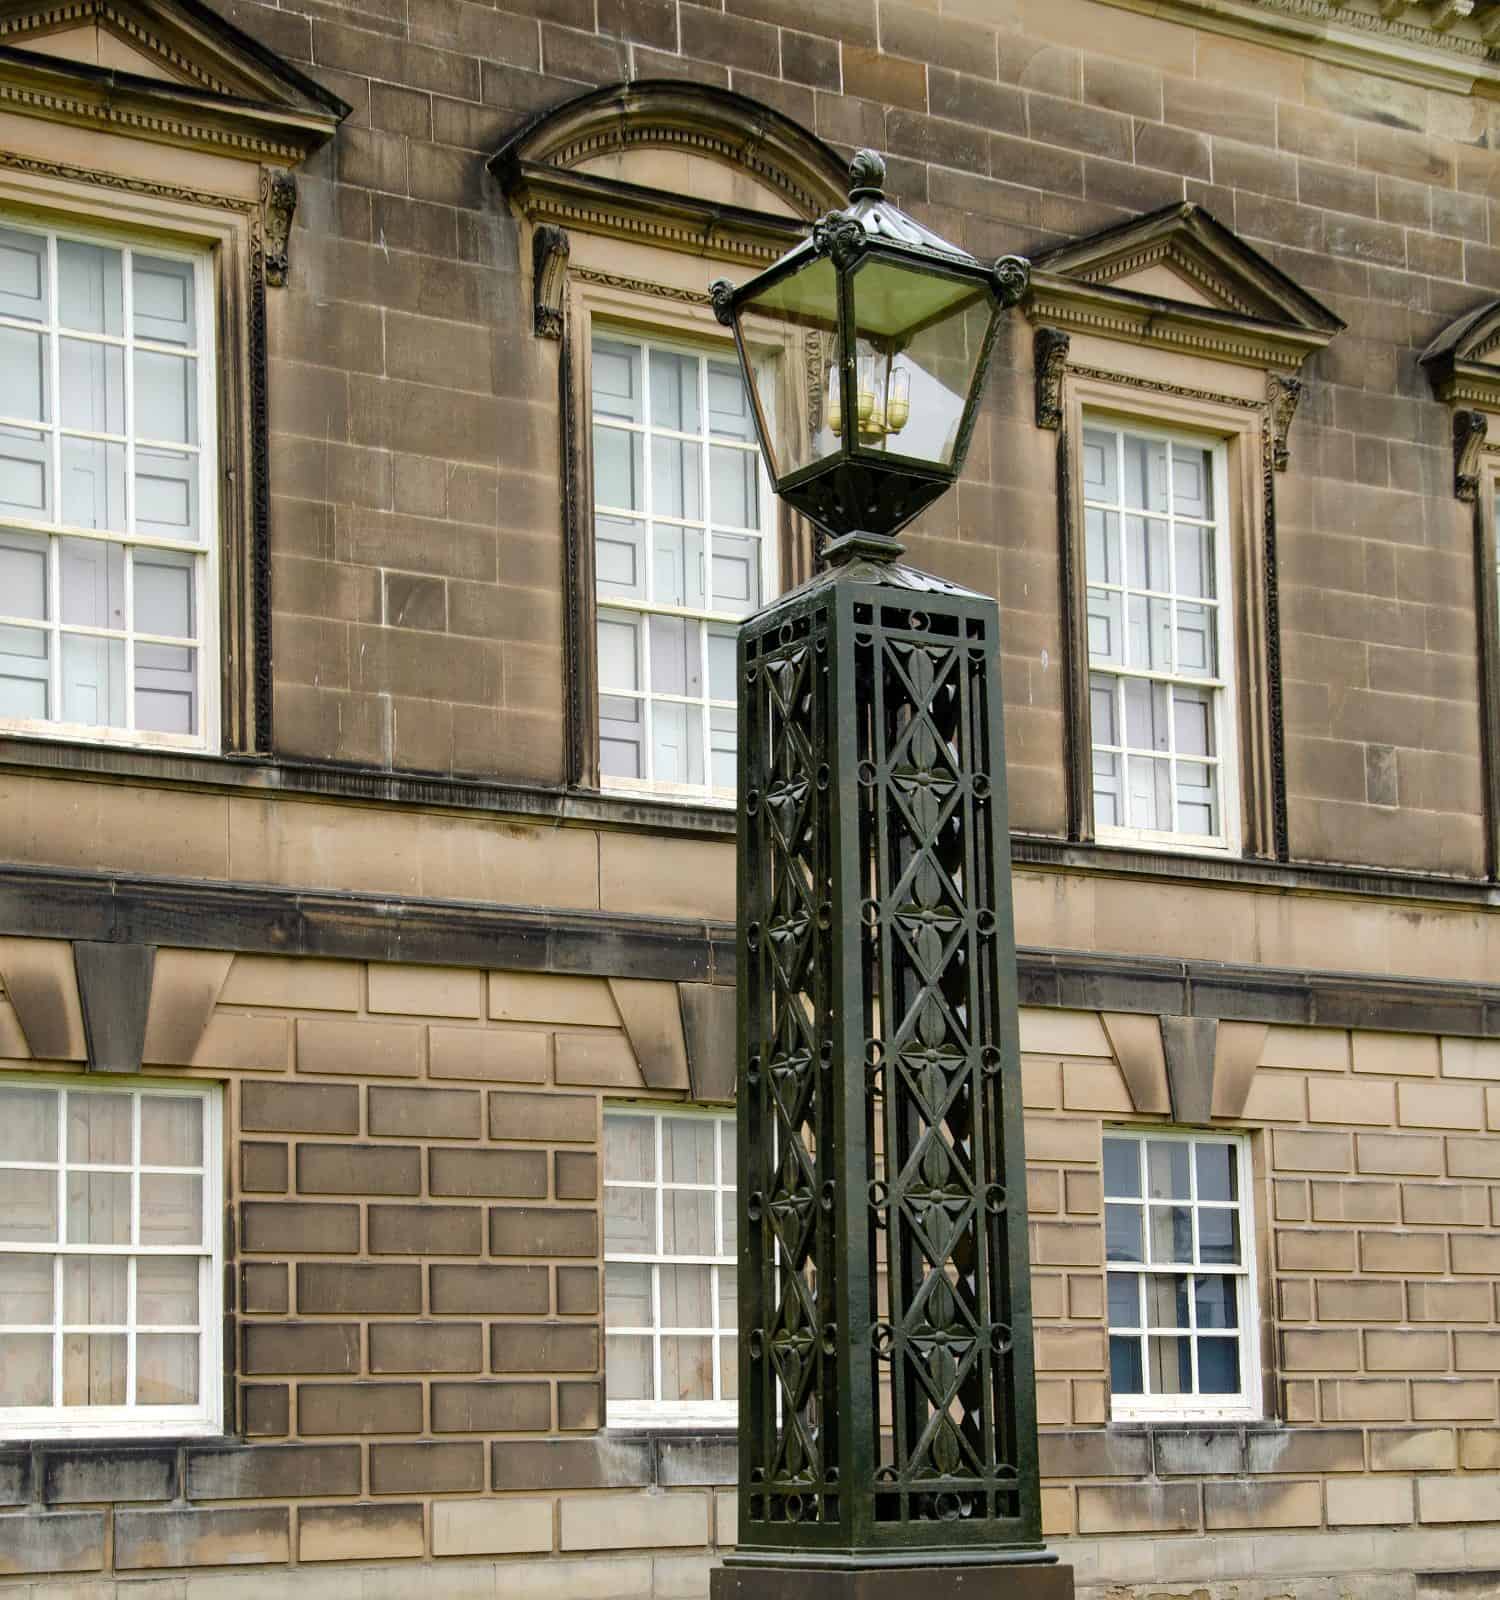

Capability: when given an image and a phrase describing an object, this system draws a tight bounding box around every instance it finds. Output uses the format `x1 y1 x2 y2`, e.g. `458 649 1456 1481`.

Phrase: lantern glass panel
849 259 993 468
738 256 841 483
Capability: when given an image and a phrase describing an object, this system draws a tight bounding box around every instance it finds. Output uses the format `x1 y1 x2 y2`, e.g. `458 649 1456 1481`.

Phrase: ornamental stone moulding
1421 298 1500 499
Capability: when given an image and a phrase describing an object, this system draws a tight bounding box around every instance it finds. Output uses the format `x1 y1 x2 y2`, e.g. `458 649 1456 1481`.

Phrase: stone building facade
1 0 1500 1596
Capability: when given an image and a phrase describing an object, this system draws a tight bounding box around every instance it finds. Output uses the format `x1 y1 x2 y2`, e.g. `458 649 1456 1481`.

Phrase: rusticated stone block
430 1146 547 1198
1417 1473 1500 1523
297 1263 422 1315
432 1496 553 1556
557 1265 600 1315
1038 1429 1150 1479
1247 1427 1364 1473
115 1506 290 1569
492 1322 599 1374
1153 1429 1245 1476
241 1141 289 1193
242 1385 289 1437
298 1502 424 1561
430 1025 548 1083
41 1447 176 1505
370 1441 485 1495
1204 1478 1322 1530
369 1203 483 1255
489 1090 598 1143
492 1437 652 1491
298 1383 423 1436
242 1263 289 1314
560 1490 708 1551
431 1263 548 1315
242 1322 360 1376
559 1380 602 1431
296 1142 421 1196
368 1085 482 1139
432 1381 551 1434
1371 1428 1458 1471
555 1149 598 1200
0 1454 29 1507
185 1445 361 1500
0 1511 105 1575
296 1017 421 1078
241 1201 359 1255
491 1205 599 1257
370 1321 483 1373
241 1081 359 1135
1077 1482 1201 1535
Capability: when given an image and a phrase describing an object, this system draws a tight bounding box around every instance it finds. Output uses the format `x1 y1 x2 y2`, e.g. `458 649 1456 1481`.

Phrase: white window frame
590 325 777 808
1082 414 1239 855
1104 1126 1260 1423
603 1102 737 1429
0 1073 223 1440
0 212 220 754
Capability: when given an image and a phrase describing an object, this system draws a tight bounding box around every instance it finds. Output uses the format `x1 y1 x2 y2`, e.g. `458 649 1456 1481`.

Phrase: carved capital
1034 327 1069 431
1267 372 1303 472
259 167 296 289
532 224 569 339
1455 408 1489 503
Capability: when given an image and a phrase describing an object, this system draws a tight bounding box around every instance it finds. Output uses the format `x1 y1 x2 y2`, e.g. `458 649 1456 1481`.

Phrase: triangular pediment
1422 299 1500 407
0 0 346 161
1027 203 1343 371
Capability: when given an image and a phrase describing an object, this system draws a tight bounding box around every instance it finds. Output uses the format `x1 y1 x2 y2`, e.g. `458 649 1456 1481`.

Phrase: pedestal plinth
712 1560 1075 1599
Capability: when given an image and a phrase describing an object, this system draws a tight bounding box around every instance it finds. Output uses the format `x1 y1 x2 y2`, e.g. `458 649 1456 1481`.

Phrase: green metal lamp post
707 152 1073 1599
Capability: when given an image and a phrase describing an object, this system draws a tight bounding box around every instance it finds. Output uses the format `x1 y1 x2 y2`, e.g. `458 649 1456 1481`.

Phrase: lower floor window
1104 1128 1258 1420
0 1076 221 1437
603 1105 737 1423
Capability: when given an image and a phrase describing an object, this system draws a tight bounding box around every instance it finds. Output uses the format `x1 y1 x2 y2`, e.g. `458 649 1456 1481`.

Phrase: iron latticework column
721 533 1068 1596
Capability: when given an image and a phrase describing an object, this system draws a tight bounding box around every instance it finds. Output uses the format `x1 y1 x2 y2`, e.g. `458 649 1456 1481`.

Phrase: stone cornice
1095 0 1500 93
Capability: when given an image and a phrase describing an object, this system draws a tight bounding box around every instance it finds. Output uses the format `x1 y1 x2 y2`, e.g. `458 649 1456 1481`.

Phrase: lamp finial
847 149 886 199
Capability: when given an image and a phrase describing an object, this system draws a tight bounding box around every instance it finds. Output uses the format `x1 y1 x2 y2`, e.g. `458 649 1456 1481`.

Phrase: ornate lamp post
708 153 1072 1600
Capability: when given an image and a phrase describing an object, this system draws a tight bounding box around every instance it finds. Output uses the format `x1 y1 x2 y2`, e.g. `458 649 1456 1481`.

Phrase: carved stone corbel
533 224 570 339
1455 409 1489 503
260 167 296 289
1034 326 1069 430
1267 372 1302 471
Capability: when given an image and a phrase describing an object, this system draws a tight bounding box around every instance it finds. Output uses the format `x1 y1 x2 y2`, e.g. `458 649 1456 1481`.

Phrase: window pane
1175 523 1215 599
1125 679 1169 753
1082 428 1117 500
1127 756 1171 832
63 1255 127 1324
718 1267 737 1328
1144 1273 1188 1329
1149 1205 1192 1265
60 537 125 630
1148 1334 1191 1395
661 1335 712 1402
1198 1206 1240 1266
650 436 702 521
708 359 754 440
136 646 197 735
659 1264 712 1328
599 695 643 780
597 612 640 692
592 339 642 422
134 446 198 541
0 532 46 622
604 1115 654 1182
133 352 197 445
652 523 705 608
663 1189 714 1255
719 1121 736 1187
134 555 193 640
1109 1334 1142 1395
0 425 49 520
720 1189 737 1255
1086 586 1122 666
1195 1143 1237 1204
650 348 700 434
137 1333 198 1405
605 1334 652 1401
1102 1138 1140 1198
0 1253 53 1323
139 1173 201 1247
1197 1336 1239 1395
710 445 757 530
0 326 48 423
720 1335 738 1401
60 338 124 434
604 1261 652 1328
1104 1202 1142 1264
0 625 47 718
62 1332 125 1405
1147 1141 1191 1199
1127 593 1171 670
1194 1274 1236 1330
710 708 736 792
1126 515 1169 592
137 1257 199 1325
1171 443 1212 519
707 627 737 702
1084 506 1119 584
1107 1272 1139 1328
0 1169 58 1243
0 1333 51 1404
651 699 704 787
596 515 645 601
61 437 127 532
711 531 761 617
0 226 47 323
1175 601 1217 678
662 1118 714 1184
603 1186 654 1255
1173 687 1213 757
593 425 643 510
1122 435 1167 513
68 1092 132 1164
132 256 195 347
66 1172 131 1246
58 240 123 336
60 634 125 728
0 1084 56 1161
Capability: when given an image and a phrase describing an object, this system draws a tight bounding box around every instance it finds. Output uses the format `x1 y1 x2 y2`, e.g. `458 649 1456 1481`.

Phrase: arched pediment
1422 298 1500 407
489 79 848 267
1027 202 1344 372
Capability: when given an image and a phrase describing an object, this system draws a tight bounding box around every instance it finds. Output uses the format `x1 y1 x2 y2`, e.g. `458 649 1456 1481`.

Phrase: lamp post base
712 1559 1075 1600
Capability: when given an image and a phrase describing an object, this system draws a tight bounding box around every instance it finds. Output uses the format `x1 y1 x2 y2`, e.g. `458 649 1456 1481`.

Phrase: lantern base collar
823 530 905 567
713 1558 1074 1600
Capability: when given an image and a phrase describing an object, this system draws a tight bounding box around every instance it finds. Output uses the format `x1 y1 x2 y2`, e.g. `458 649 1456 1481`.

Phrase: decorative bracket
1455 408 1489 503
260 168 297 290
1034 327 1070 430
1267 372 1303 471
533 224 570 340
